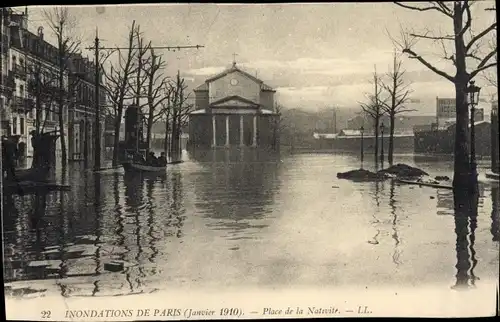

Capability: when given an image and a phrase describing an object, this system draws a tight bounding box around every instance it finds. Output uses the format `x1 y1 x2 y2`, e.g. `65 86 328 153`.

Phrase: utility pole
93 28 100 170
86 28 203 170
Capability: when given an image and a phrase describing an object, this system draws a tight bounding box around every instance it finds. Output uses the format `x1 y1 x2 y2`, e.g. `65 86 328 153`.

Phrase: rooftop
194 63 275 92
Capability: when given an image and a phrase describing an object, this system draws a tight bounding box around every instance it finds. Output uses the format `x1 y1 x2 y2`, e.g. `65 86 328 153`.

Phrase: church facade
188 63 279 149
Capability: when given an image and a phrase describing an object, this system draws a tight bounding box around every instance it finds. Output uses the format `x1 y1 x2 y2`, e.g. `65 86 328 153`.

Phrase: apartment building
1 8 106 164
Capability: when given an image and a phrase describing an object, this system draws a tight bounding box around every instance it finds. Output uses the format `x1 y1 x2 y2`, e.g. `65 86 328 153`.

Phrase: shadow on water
452 189 479 290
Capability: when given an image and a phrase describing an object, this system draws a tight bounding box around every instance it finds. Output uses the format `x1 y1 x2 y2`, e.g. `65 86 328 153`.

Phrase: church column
239 115 244 146
212 115 216 148
225 115 230 147
252 115 257 147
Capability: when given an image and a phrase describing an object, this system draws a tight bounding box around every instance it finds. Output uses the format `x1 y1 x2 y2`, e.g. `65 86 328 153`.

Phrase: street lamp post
466 80 481 179
380 122 385 166
360 126 364 168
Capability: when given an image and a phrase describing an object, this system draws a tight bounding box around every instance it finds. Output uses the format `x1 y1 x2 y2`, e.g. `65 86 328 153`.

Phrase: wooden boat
396 178 453 190
122 162 166 173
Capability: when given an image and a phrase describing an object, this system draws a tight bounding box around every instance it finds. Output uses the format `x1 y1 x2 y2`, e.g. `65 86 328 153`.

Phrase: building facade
491 100 499 174
436 96 484 128
0 8 106 165
188 62 279 149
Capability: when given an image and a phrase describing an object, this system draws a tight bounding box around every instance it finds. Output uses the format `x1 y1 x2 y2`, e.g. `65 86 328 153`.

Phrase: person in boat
133 152 146 164
147 152 159 166
158 152 167 167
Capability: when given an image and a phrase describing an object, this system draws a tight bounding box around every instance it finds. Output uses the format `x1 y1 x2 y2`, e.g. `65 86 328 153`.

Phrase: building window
12 117 17 134
20 117 25 135
19 84 24 97
12 55 16 69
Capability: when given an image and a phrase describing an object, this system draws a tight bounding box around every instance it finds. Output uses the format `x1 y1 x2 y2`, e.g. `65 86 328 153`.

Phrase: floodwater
2 150 499 297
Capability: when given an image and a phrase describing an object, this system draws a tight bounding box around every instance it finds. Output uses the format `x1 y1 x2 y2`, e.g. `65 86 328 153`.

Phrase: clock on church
230 78 238 86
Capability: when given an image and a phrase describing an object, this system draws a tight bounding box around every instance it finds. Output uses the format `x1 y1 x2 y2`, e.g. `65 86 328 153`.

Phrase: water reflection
452 189 479 289
492 186 499 242
389 180 402 266
2 152 499 294
368 181 381 245
145 176 159 262
189 149 281 241
123 171 147 292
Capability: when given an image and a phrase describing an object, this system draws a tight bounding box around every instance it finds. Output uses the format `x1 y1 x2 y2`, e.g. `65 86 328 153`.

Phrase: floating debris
104 261 124 272
337 169 387 182
378 163 428 178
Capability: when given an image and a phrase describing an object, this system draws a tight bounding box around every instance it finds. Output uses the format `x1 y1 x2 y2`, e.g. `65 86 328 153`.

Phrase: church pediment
210 95 259 108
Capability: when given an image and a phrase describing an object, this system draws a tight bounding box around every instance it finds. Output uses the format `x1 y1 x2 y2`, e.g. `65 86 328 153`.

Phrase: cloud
184 66 226 76
182 53 496 114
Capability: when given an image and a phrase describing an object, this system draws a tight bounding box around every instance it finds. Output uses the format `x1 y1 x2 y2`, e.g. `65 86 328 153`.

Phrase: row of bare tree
100 21 193 166
360 50 413 167
22 9 193 168
361 1 497 190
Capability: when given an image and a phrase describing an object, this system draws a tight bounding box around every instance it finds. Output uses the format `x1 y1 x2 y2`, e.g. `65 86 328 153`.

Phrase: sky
19 2 498 115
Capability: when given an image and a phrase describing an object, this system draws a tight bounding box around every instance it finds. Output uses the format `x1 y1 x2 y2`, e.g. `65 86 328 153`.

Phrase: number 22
41 310 51 318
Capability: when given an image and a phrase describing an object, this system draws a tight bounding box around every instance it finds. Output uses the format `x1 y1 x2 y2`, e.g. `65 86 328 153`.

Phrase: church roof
206 64 259 83
194 82 208 91
193 63 276 92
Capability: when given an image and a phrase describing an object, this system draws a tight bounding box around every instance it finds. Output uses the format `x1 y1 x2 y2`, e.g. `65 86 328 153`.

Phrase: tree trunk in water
453 81 472 189
58 109 67 168
146 111 153 155
389 114 395 166
164 117 170 155
452 2 475 190
112 118 121 166
58 41 67 169
374 117 379 164
170 113 178 159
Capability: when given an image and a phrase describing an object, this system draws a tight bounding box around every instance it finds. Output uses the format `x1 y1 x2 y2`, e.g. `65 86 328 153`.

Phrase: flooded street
3 150 499 297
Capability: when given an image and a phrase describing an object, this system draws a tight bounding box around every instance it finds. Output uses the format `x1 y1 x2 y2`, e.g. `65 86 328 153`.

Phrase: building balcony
0 73 16 94
12 64 27 79
11 96 35 112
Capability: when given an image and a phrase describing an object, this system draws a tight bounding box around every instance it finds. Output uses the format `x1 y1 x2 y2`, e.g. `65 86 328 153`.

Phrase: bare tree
359 66 386 163
160 86 174 155
27 61 58 135
27 59 69 170
393 1 497 188
43 7 81 168
142 48 170 153
167 72 193 160
127 26 151 108
101 20 139 166
483 35 497 88
380 49 414 166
